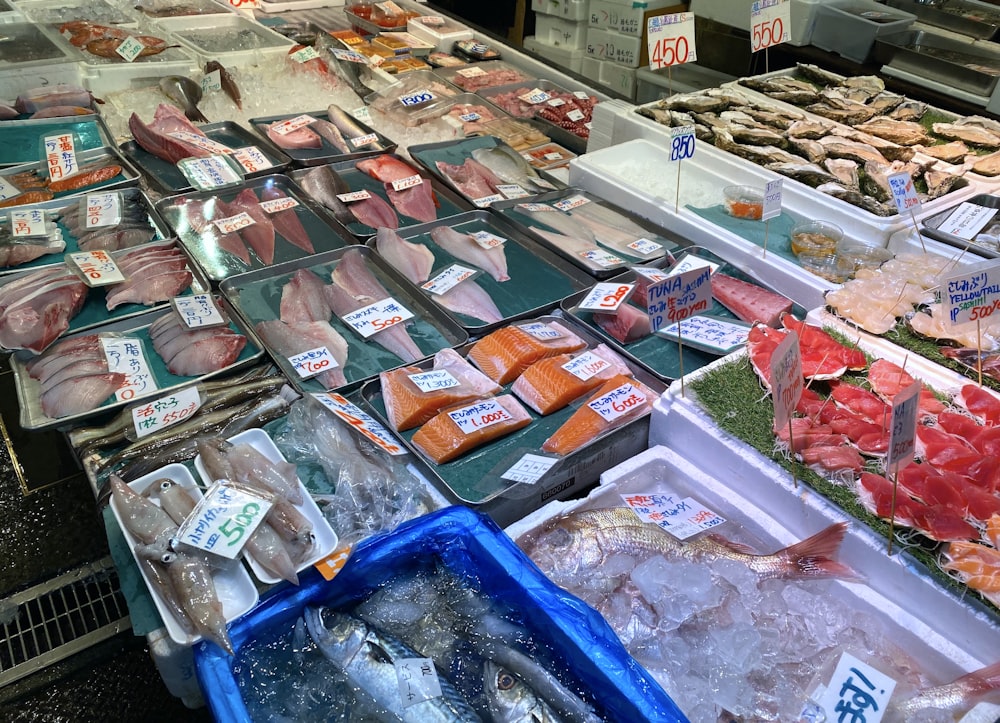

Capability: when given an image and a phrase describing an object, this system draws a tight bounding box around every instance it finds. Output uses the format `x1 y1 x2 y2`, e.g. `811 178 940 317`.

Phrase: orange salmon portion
511 344 632 415
943 541 1000 593
541 374 655 456
411 394 531 464
466 321 586 385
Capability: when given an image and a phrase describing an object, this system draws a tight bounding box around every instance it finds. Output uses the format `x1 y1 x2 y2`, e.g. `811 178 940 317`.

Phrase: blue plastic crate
195 505 688 722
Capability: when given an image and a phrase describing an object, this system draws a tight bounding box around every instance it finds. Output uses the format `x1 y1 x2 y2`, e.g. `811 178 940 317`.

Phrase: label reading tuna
565 109 586 122
458 112 481 122
587 382 644 423
167 132 234 155
232 146 273 174
770 330 802 430
290 46 320 63
331 48 368 63
202 69 222 94
656 314 750 354
10 208 48 238
0 177 20 201
888 171 921 214
472 194 505 208
421 263 479 295
622 492 725 539
647 12 697 70
471 231 506 249
761 178 783 221
553 195 590 211
177 155 244 191
517 322 562 340
408 369 460 393
457 66 487 78
288 346 339 379
562 351 611 381
131 386 202 439
342 297 414 338
394 657 442 708
350 133 379 148
888 380 922 469
496 184 529 199
448 399 513 435
400 89 435 107
84 192 122 229
667 254 720 277
68 250 126 286
391 174 424 191
517 202 555 212
646 265 712 332
627 238 662 255
519 88 551 105
259 196 300 214
547 98 567 107
937 202 996 240
102 336 157 402
172 293 226 329
115 36 145 62
751 0 791 52
815 652 896 723
336 190 372 203
501 453 559 484
176 481 273 559
578 282 635 312
579 249 626 268
43 133 77 182
214 212 255 235
312 392 407 455
270 115 317 135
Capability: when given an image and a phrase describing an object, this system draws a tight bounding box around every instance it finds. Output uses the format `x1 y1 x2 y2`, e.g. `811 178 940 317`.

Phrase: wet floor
0 358 213 720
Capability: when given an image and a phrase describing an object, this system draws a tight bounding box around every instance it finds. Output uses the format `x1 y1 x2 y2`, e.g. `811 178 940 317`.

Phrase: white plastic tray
152 14 294 66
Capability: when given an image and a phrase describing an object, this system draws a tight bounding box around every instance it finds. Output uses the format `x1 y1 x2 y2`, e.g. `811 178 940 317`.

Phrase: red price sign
647 12 696 70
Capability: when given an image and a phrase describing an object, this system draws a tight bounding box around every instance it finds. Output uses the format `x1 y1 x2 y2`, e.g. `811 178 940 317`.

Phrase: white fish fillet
375 227 434 284
429 225 509 282
436 279 503 324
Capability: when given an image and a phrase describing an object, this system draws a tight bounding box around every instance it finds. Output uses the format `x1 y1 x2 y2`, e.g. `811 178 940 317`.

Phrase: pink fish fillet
356 155 437 222
429 225 509 282
265 122 322 149
164 333 247 376
434 158 502 199
207 198 252 266
375 227 434 284
105 270 194 311
324 281 423 364
0 278 89 353
436 279 503 324
349 193 399 229
593 304 652 344
40 372 126 418
39 356 109 395
279 269 331 324
129 103 212 164
310 119 351 154
229 189 276 265
152 325 241 363
255 318 348 390
26 334 101 378
260 186 314 254
0 267 72 311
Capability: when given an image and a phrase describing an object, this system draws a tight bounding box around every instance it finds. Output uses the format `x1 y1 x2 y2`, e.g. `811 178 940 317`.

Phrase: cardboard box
588 0 685 37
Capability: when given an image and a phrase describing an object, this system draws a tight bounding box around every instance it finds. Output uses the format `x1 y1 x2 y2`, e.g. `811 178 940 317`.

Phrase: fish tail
968 660 1000 693
775 522 861 581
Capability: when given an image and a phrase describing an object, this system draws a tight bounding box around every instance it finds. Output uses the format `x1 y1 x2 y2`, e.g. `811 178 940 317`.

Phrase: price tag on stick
647 12 696 71
750 0 791 53
888 170 926 253
669 125 695 212
770 331 802 432
943 259 1000 385
761 179 783 258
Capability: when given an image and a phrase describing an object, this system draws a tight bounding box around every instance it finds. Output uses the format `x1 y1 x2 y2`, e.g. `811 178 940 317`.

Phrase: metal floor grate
0 557 130 688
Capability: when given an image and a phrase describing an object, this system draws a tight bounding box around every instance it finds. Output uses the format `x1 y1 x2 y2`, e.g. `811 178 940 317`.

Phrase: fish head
516 513 603 579
484 661 549 722
304 607 367 666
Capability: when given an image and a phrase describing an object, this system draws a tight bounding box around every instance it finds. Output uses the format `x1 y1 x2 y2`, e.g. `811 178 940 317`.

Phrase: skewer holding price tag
646 265 712 397
750 0 790 73
761 179 783 259
888 171 926 254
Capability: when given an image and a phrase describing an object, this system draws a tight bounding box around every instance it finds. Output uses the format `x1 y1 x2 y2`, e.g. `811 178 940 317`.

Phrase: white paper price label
337 190 372 203
937 202 996 240
646 265 712 332
131 386 202 439
270 115 317 135
668 255 720 277
352 106 372 123
519 88 551 105
647 12 697 70
168 131 233 155
566 108 586 122
770 330 802 429
627 238 662 255
657 315 749 353
232 146 272 174
544 151 563 161
0 177 20 201
553 194 590 211
815 652 896 723
669 126 696 162
173 293 226 328
288 346 339 379
391 174 424 191
291 46 320 63
632 266 669 284
470 231 506 249
517 202 555 212
496 184 529 199
84 192 121 228
43 133 77 182
10 208 47 238
395 658 442 708
578 282 635 312
177 155 244 191
623 491 725 539
259 196 299 214
214 212 255 235
448 399 512 434
68 250 126 286
587 381 645 423
562 350 611 381
457 66 487 78
408 369 459 393
332 48 368 63
472 194 505 207
547 97 567 107
202 69 222 94
888 171 922 214
517 322 562 340
573 91 589 100
400 89 435 107
351 133 379 148
419 14 445 25
312 392 407 455
501 453 558 484
115 36 145 62
761 179 783 221
887 379 921 469
101 337 156 402
580 249 626 268
422 264 478 295
176 482 273 559
751 0 791 52
342 297 414 338
458 112 481 122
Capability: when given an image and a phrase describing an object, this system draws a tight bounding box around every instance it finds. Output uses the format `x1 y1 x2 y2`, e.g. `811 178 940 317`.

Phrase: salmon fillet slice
411 394 532 464
511 344 632 415
466 321 587 385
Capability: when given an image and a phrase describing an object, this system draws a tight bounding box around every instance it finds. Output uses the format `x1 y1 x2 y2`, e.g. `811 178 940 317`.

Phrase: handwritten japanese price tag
517 322 563 340
578 282 635 312
668 254 720 277
815 652 895 723
68 250 126 286
657 314 750 354
667 125 696 162
391 174 423 191
628 238 662 255
457 66 487 78
588 381 645 423
168 132 234 155
497 184 529 199
519 88 551 105
472 194 505 207
101 337 157 403
352 106 372 123
408 369 459 393
10 208 47 238
311 392 407 455
0 177 20 201
888 171 922 215
751 0 791 52
770 330 802 430
342 297 414 338
337 190 372 203
84 192 122 228
400 89 435 107
115 36 145 62
270 115 317 135
214 211 255 235
43 133 77 182
232 146 272 174
761 179 783 221
259 196 299 214
647 12 696 71
394 658 442 708
579 249 625 268
936 202 996 240
351 133 379 148
632 266 669 285
501 453 559 484
517 202 555 212
887 380 921 470
131 386 202 439
176 481 273 558
202 69 222 94
470 231 506 249
290 46 320 63
553 194 590 212
448 399 512 434
646 265 712 333
562 350 611 381
177 155 244 191
421 264 479 295
943 259 1000 325
332 48 368 63
172 293 226 328
623 492 725 540
287 346 339 379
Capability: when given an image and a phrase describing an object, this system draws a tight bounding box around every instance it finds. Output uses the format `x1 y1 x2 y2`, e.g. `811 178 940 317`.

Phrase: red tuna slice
960 482 1000 523
923 442 983 475
868 358 915 400
593 304 652 345
857 472 920 524
385 182 437 223
265 122 321 149
965 455 1000 493
937 411 983 444
855 430 889 456
909 504 979 542
830 381 891 425
780 315 867 378
128 104 211 164
823 408 885 447
796 387 828 419
960 384 1000 426
899 465 966 511
746 323 786 388
711 273 792 327
969 425 1000 456
800 445 864 473
260 186 315 254
918 390 946 417
775 417 845 452
356 154 419 182
229 188 276 265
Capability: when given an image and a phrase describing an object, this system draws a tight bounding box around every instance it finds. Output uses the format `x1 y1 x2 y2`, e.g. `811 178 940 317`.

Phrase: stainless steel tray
11 296 264 431
380 209 593 335
248 107 396 168
874 28 1000 96
0 145 141 204
920 192 1000 257
884 0 1000 41
219 245 468 395
0 113 113 168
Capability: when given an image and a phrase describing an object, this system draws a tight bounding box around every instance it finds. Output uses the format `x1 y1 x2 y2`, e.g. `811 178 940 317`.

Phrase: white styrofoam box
507 444 1000 695
811 0 916 64
78 47 201 96
587 0 684 36
523 35 585 73
581 56 637 98
152 14 295 67
635 62 734 103
585 25 642 67
788 0 831 46
536 13 590 48
531 0 590 22
406 15 474 52
147 628 204 708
